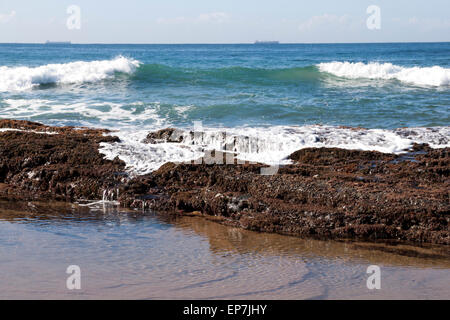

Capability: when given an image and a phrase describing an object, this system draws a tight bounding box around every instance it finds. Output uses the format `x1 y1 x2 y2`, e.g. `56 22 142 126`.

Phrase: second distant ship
254 40 280 44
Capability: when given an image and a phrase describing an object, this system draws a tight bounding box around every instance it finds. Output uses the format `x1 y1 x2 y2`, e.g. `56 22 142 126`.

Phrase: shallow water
0 201 449 300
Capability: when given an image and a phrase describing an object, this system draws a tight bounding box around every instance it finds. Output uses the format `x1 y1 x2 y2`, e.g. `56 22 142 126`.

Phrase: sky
0 0 449 43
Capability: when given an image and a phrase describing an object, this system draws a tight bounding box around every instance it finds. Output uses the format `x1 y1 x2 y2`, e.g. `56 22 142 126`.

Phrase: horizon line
0 41 449 45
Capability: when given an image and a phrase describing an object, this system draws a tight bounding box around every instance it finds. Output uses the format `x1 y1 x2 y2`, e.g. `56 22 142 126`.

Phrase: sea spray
0 56 140 91
318 61 450 87
99 125 450 176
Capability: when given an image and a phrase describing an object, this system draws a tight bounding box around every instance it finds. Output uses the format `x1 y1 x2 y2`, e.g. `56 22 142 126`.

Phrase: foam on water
0 56 140 92
1 99 167 127
99 125 450 176
318 61 450 87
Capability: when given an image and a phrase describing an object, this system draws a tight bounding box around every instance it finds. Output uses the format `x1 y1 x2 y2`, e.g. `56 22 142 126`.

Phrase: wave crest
317 61 450 87
0 56 141 92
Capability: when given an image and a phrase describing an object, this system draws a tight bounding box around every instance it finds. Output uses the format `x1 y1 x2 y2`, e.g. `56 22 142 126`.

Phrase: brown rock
0 121 448 245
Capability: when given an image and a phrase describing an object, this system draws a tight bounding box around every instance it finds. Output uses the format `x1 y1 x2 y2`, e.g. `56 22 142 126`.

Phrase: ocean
0 42 449 174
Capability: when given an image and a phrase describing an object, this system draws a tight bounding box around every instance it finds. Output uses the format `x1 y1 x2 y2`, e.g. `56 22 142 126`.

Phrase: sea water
0 42 449 173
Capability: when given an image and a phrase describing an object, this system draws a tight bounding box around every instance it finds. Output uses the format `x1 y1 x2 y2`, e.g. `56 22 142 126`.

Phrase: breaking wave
317 61 450 87
1 58 449 91
0 56 140 91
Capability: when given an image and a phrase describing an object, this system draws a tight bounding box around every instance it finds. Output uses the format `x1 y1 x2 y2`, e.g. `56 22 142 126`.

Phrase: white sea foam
0 56 140 92
317 61 450 87
1 99 167 127
99 125 450 176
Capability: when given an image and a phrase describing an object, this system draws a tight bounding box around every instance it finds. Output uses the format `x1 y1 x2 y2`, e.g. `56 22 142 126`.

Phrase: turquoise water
0 43 449 129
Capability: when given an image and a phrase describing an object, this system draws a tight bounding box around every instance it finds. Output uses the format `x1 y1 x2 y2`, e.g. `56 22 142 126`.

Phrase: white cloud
0 10 16 24
157 12 230 25
298 14 353 32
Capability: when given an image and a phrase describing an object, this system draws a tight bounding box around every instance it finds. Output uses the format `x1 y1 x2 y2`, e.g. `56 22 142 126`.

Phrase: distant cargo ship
254 41 279 44
45 41 71 45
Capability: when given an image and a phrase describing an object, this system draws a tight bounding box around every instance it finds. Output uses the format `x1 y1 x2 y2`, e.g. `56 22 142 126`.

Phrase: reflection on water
0 200 449 300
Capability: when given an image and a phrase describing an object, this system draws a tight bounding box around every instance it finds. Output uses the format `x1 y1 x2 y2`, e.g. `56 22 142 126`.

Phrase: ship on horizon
45 41 71 45
254 40 280 44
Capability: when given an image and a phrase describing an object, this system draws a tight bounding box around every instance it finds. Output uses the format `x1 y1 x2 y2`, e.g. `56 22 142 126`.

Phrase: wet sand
0 201 449 300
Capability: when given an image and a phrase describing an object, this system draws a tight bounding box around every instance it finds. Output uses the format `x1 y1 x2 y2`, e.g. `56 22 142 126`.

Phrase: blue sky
0 0 449 43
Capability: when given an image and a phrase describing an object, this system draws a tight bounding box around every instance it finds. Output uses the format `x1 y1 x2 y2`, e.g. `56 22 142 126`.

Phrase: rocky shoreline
0 120 448 244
